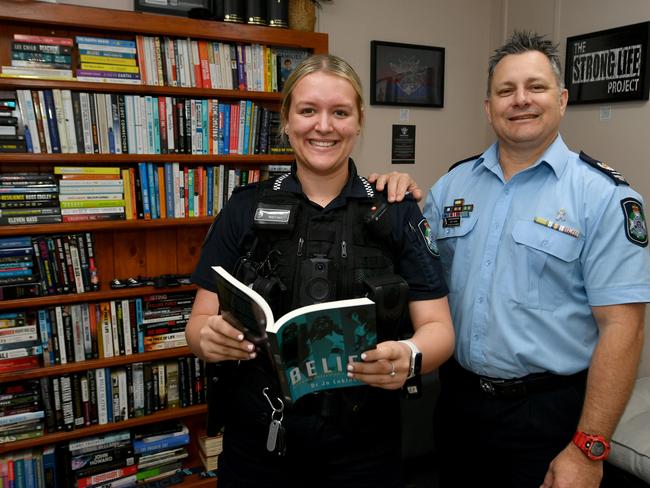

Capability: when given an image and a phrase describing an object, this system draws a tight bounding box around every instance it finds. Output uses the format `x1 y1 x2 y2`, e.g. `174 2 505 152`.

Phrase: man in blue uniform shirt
374 30 650 488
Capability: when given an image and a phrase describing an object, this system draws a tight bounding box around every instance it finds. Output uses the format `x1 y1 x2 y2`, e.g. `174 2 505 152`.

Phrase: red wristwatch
572 431 611 461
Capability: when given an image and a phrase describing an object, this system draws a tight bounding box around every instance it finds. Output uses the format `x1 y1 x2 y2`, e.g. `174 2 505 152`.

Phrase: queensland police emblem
418 219 439 256
621 197 648 247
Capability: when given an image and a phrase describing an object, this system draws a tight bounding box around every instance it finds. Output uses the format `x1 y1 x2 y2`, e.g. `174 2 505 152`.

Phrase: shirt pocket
436 214 479 293
510 220 583 310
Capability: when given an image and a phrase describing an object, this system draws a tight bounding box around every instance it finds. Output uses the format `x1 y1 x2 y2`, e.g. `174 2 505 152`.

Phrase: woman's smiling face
285 70 362 178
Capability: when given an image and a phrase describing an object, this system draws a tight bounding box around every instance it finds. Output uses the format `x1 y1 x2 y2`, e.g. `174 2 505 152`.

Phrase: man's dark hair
487 30 563 95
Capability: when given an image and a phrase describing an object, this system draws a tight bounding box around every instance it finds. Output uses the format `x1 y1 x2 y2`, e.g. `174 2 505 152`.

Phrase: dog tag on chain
266 419 282 452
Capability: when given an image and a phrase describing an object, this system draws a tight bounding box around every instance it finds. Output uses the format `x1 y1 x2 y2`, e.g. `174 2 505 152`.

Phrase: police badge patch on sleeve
621 197 648 247
417 219 439 256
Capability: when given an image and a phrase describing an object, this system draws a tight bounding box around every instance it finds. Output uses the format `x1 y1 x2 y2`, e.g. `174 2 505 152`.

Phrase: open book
212 266 377 404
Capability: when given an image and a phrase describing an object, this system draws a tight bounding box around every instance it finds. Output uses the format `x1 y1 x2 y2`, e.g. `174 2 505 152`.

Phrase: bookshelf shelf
0 152 294 165
0 346 195 383
0 283 197 311
0 77 286 101
0 1 328 50
0 216 213 237
0 404 207 454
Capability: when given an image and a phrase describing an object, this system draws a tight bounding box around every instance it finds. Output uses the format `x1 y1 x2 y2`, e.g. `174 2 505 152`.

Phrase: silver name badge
254 206 291 224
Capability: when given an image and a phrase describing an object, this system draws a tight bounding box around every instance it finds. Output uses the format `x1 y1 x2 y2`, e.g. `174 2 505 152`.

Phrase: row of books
13 88 289 155
0 32 311 94
42 292 193 367
0 164 290 227
136 34 308 92
0 233 99 300
36 358 204 436
4 422 192 487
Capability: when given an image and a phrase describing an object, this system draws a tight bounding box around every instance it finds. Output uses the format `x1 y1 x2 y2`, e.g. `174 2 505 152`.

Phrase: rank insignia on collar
621 197 648 247
442 198 474 228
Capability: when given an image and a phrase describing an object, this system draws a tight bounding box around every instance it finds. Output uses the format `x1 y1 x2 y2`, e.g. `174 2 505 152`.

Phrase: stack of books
0 311 43 374
55 166 126 223
75 36 141 85
133 422 190 484
0 91 26 153
64 430 136 488
197 429 223 472
0 173 61 225
0 34 73 81
140 292 193 352
0 237 40 300
0 380 45 444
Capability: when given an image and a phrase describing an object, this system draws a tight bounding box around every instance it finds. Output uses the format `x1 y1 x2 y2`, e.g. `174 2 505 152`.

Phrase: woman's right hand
186 288 257 363
197 313 257 362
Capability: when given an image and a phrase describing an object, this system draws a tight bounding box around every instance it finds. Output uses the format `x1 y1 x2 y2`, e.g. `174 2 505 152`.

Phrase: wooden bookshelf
0 404 207 454
0 0 328 485
0 346 196 383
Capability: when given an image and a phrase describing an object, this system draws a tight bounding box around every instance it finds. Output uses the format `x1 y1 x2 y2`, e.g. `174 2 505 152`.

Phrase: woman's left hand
347 340 411 389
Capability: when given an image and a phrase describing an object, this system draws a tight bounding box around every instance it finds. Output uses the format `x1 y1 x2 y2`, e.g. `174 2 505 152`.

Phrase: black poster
391 124 415 164
565 22 650 104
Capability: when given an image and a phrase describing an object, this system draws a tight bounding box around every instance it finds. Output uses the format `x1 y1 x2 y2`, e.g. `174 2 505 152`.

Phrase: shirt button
478 297 484 303
446 228 451 235
485 260 491 266
473 335 479 340
542 240 549 247
504 189 510 195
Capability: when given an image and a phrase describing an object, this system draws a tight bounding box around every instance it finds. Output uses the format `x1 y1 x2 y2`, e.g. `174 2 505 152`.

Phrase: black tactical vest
235 177 401 342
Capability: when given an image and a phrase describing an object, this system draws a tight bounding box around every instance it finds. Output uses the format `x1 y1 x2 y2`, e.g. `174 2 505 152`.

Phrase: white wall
505 0 650 377
319 0 495 191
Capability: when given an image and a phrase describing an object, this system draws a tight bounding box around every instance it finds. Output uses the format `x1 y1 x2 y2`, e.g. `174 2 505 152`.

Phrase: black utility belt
477 370 587 399
450 361 587 399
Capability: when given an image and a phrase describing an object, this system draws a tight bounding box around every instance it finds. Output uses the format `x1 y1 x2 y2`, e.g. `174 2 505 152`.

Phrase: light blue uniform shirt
424 135 650 378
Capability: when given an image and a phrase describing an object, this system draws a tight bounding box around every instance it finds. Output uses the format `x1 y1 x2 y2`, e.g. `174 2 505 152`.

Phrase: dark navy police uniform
192 159 447 488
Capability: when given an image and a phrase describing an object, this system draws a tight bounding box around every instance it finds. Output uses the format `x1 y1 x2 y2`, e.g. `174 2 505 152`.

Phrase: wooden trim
0 0 328 52
0 78 285 101
0 404 207 454
0 283 198 312
0 346 196 383
0 153 293 165
0 216 213 237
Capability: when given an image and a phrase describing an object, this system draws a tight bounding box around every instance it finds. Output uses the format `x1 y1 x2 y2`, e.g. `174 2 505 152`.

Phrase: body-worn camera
299 255 336 305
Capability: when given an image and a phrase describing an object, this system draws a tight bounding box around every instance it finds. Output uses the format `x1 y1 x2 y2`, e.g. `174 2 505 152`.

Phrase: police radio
299 254 336 305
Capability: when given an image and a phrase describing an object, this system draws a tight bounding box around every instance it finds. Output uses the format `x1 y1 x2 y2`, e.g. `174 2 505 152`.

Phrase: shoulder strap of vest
448 153 481 172
579 151 629 186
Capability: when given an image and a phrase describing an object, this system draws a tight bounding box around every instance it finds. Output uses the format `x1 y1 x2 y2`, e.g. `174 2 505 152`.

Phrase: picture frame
370 41 445 108
133 0 210 17
565 21 650 104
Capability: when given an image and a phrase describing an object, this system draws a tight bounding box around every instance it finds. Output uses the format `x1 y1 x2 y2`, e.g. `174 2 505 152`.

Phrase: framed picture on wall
134 0 209 17
370 41 445 108
565 21 650 104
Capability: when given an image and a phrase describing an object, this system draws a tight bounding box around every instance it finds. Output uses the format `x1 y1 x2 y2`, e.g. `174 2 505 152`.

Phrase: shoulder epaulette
448 154 481 173
231 181 260 196
579 151 629 186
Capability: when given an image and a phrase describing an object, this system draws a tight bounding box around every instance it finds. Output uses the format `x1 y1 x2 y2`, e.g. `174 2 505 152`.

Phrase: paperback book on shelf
213 266 377 404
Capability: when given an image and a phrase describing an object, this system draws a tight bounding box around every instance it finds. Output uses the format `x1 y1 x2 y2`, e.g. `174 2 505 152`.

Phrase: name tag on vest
253 204 295 230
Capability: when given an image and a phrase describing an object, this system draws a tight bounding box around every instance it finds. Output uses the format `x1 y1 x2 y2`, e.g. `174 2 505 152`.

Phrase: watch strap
572 431 611 461
399 339 421 379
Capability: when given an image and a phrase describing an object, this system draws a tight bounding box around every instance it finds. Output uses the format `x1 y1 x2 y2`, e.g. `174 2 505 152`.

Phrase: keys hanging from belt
263 387 286 456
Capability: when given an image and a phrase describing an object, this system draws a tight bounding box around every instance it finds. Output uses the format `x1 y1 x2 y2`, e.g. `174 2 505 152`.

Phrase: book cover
275 48 310 92
212 266 377 404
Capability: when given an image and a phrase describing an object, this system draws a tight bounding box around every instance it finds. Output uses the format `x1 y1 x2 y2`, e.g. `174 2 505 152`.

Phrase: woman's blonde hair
280 54 364 134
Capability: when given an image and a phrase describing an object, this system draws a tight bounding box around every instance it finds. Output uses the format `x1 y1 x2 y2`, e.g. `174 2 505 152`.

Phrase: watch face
590 441 606 457
413 352 422 375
